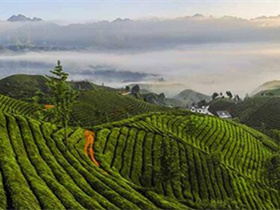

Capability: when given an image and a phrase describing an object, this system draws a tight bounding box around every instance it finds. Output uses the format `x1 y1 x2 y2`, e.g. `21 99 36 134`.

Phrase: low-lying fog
1 16 280 97
1 42 280 97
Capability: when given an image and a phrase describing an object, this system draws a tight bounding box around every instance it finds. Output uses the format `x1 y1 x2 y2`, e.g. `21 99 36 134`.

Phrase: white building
188 106 213 116
216 111 232 119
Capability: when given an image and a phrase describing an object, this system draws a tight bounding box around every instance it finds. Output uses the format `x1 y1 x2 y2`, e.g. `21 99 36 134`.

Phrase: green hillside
208 98 236 115
174 89 211 106
252 80 280 96
0 74 99 102
229 97 280 130
71 90 170 126
0 93 279 209
0 74 49 101
0 111 193 210
91 112 280 209
0 93 38 117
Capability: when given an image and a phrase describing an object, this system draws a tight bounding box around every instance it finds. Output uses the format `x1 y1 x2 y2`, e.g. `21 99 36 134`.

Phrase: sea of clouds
1 16 280 96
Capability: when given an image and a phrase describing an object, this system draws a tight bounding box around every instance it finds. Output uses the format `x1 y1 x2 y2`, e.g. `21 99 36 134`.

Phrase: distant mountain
252 80 280 96
112 18 131 23
174 89 211 106
1 14 280 51
84 67 160 84
192 13 204 18
7 14 42 22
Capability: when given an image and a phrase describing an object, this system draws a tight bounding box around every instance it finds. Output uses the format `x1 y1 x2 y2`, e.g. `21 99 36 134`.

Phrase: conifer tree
46 60 78 145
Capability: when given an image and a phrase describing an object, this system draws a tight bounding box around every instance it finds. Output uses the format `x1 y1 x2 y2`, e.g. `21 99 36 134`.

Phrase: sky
0 0 280 22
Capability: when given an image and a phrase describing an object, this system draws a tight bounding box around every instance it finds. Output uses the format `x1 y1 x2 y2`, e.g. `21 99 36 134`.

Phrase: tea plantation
0 94 38 117
0 94 280 209
91 112 280 209
71 90 170 126
229 97 280 130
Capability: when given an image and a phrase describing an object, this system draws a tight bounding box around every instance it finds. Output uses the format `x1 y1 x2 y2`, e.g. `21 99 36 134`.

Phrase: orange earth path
44 104 55 109
84 130 100 167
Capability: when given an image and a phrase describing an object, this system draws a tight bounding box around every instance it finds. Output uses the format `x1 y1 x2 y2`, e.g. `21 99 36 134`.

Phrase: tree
32 89 47 121
234 94 241 102
131 84 141 98
212 92 219 100
244 93 250 101
125 86 130 92
226 91 233 99
197 99 207 107
32 89 45 104
46 60 78 145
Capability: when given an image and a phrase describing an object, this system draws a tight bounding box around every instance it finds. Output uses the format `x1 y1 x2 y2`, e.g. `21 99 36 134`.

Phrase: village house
188 106 213 116
216 110 232 119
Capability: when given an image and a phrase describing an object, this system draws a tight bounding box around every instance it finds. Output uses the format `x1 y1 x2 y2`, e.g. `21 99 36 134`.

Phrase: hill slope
0 111 190 210
0 74 98 102
174 89 211 106
71 90 170 126
90 112 280 209
0 98 279 209
229 97 280 130
0 94 38 117
208 98 236 115
252 80 280 96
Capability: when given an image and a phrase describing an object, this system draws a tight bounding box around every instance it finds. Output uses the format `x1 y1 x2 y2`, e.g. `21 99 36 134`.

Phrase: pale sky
0 0 280 22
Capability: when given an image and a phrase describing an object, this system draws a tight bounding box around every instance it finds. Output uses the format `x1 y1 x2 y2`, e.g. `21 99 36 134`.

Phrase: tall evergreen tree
46 60 78 145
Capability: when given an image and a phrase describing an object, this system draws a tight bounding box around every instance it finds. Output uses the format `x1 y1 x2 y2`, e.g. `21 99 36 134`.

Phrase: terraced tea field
0 111 189 210
71 90 170 126
229 97 280 130
0 94 37 117
0 93 279 209
91 112 280 209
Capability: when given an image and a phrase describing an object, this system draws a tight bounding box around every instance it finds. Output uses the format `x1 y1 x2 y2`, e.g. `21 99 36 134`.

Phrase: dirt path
84 130 100 167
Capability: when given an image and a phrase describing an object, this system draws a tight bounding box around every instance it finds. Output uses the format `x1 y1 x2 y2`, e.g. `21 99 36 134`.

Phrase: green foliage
208 98 235 115
212 92 219 100
91 112 280 209
71 90 170 126
197 199 240 210
0 99 279 210
266 152 280 190
46 60 78 143
230 97 280 130
0 94 38 117
0 110 190 210
153 138 182 184
225 91 233 99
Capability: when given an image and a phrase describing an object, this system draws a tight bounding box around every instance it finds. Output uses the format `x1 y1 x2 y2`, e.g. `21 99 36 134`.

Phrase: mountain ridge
7 14 42 22
252 80 280 96
174 89 211 106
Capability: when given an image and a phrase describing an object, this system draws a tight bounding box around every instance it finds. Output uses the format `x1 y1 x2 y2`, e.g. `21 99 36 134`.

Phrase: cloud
1 16 280 97
1 16 280 51
1 42 280 97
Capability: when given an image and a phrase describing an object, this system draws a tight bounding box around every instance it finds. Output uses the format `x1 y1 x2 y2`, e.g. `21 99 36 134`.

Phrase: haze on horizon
1 0 280 22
